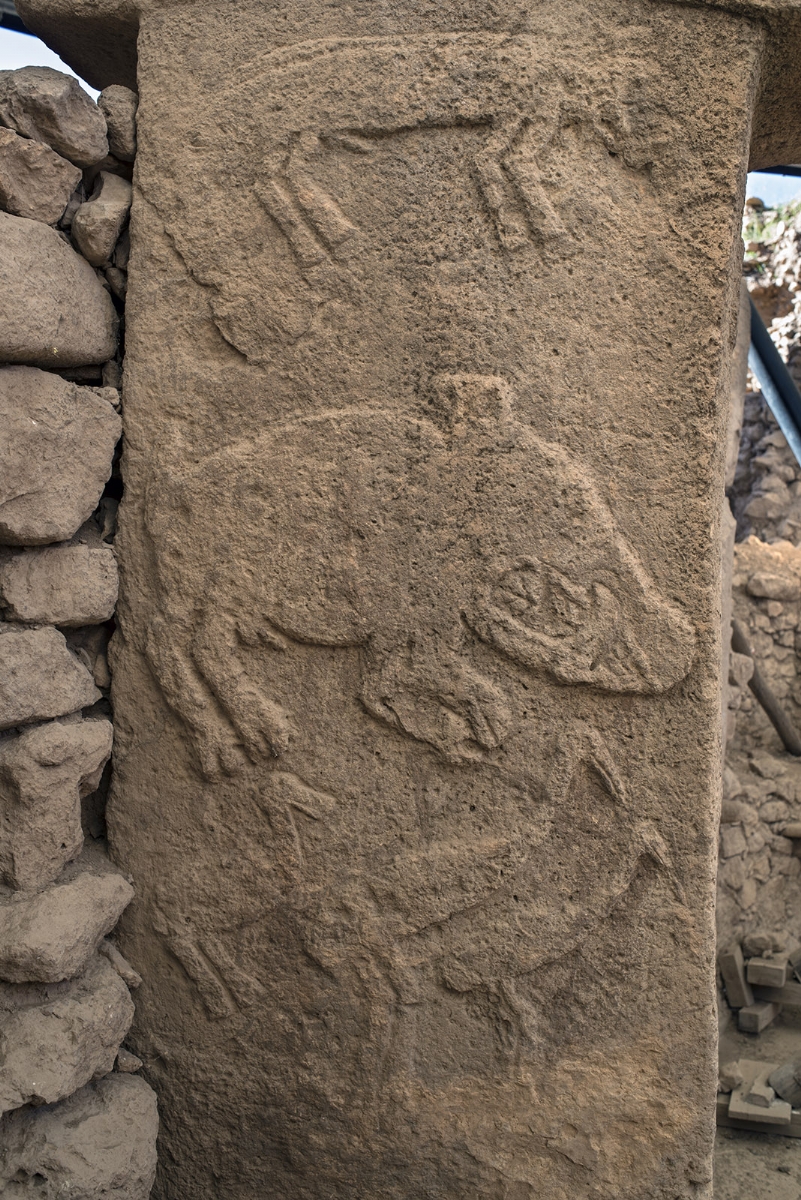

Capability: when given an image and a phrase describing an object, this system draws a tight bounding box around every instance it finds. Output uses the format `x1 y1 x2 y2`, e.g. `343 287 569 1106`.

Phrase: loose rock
0 66 107 167
0 718 113 889
97 85 137 162
0 954 133 1113
0 367 121 545
72 170 131 267
0 1073 158 1199
0 545 118 625
0 859 134 982
0 625 99 731
0 127 80 224
0 212 117 367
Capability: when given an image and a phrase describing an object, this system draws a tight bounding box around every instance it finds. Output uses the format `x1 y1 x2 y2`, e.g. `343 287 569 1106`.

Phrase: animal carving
143 375 695 776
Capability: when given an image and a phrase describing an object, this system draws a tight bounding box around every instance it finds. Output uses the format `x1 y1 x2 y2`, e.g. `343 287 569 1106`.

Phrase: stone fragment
72 171 131 267
737 877 758 909
0 862 134 982
743 930 786 956
116 1048 143 1073
760 799 790 823
0 127 80 224
729 1076 791 1124
729 650 755 689
0 545 118 626
721 824 748 857
0 367 121 545
772 834 794 855
97 85 137 161
738 1001 782 1033
769 1059 801 1107
0 67 107 167
721 798 758 825
719 944 754 1008
0 718 112 889
0 1073 158 1198
723 766 742 800
0 213 117 367
0 954 133 1113
745 1079 776 1107
746 570 801 601
98 938 142 989
749 753 788 779
0 626 99 731
718 1061 744 1094
747 956 788 988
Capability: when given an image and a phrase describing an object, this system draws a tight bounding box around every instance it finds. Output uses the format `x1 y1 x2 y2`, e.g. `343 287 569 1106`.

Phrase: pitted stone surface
0 1073 158 1199
0 545 118 626
0 127 80 224
98 85 137 162
72 170 131 266
0 860 133 982
0 718 113 889
0 213 117 367
0 625 99 730
0 367 121 545
0 66 107 168
0 954 134 1114
17 0 801 1197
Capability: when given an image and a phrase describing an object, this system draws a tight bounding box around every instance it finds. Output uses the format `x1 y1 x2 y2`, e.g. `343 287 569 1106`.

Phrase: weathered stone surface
0 545 118 626
0 1073 158 1199
72 170 131 266
0 859 134 982
0 718 113 889
22 0 801 1196
0 213 117 367
0 626 99 731
0 367 121 545
0 66 107 167
0 127 80 224
0 954 134 1113
97 84 137 161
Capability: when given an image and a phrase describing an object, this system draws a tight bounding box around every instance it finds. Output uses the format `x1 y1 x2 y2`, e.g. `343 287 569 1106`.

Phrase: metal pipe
748 298 801 469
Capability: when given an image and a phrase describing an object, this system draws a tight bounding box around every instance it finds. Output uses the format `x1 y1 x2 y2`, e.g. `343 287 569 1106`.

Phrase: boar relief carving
143 374 694 778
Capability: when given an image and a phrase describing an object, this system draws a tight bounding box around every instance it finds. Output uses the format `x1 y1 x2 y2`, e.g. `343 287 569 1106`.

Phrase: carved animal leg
359 638 510 762
192 604 293 770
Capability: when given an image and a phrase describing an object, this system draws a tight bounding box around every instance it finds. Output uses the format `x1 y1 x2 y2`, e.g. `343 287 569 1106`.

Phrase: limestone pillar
17 0 801 1195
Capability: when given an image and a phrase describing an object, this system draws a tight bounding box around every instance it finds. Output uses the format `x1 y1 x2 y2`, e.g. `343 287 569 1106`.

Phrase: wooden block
747 957 788 988
769 1059 801 1107
753 981 801 1006
719 943 754 1008
717 1093 801 1137
729 1082 792 1125
738 1001 781 1033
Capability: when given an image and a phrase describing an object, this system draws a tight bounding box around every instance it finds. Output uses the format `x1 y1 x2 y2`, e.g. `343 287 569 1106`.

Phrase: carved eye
497 561 590 633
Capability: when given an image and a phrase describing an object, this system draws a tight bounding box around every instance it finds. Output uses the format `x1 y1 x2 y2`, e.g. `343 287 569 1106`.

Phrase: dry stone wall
0 66 157 1198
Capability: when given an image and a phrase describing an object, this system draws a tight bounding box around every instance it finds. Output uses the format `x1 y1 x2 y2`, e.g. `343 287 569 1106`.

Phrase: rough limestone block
747 957 788 988
0 367 121 545
0 545 118 626
72 170 131 266
97 85 137 162
718 1061 744 1093
0 861 134 982
738 1001 782 1033
0 66 107 167
0 718 113 889
21 0 801 1194
0 1073 158 1199
0 127 80 224
0 954 134 1114
769 1058 801 1107
729 1085 792 1126
719 944 754 1008
0 626 99 731
0 213 117 367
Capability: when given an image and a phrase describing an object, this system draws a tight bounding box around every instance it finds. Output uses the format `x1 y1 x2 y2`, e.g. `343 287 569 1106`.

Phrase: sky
0 24 97 96
1 26 800 209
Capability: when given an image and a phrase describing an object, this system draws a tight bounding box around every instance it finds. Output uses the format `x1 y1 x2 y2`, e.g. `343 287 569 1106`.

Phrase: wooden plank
753 981 801 1006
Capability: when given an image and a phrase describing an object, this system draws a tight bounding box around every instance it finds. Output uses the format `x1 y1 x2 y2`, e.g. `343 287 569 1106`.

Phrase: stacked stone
0 69 157 1196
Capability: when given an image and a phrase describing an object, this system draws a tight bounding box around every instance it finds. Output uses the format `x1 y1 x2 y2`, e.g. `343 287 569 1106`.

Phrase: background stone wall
0 66 157 1197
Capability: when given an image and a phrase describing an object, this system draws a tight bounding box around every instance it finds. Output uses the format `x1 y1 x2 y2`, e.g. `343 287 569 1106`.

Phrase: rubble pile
0 67 157 1196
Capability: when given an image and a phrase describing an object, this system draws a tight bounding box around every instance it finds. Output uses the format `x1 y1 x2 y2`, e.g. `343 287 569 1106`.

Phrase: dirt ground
715 1009 801 1198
